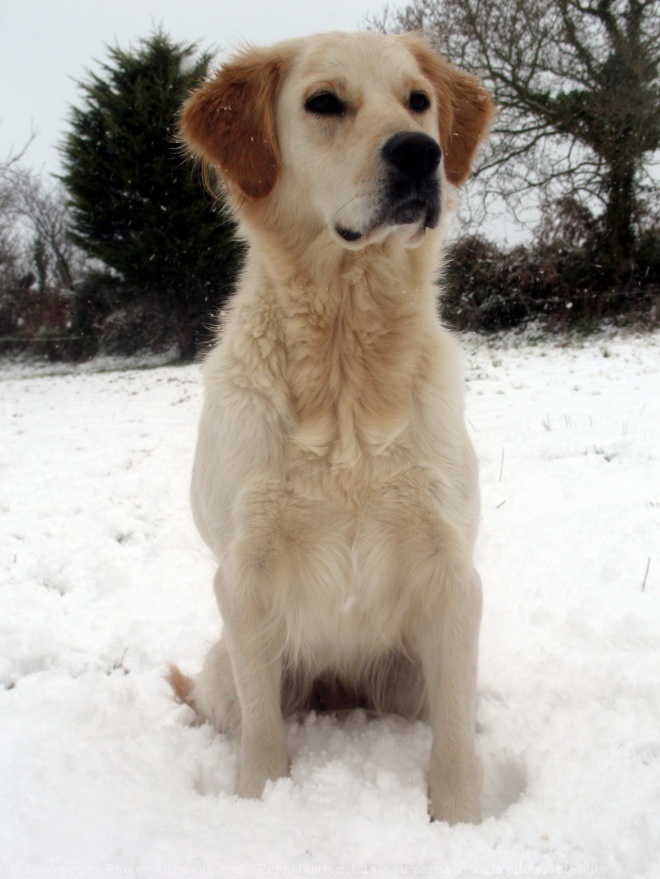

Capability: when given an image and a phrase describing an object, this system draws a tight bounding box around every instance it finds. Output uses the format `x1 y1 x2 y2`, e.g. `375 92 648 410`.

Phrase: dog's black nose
382 132 441 181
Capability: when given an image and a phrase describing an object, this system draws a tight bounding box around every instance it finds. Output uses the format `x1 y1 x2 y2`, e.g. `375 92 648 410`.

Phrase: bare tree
10 171 80 292
0 136 36 289
373 0 660 277
0 162 83 294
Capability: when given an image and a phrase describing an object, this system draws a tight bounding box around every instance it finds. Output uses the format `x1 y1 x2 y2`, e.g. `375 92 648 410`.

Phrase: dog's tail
166 652 239 735
166 664 196 708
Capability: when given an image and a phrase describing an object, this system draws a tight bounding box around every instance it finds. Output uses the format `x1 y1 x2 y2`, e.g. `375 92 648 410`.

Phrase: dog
168 30 495 825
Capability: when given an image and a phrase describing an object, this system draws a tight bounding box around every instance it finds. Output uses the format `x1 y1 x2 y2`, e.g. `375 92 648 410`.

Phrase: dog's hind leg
367 650 427 720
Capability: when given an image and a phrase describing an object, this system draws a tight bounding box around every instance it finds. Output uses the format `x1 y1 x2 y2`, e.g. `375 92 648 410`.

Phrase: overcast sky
1 0 384 179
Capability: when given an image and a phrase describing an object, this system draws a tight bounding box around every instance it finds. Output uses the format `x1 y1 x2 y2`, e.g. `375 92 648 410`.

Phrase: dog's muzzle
336 131 442 243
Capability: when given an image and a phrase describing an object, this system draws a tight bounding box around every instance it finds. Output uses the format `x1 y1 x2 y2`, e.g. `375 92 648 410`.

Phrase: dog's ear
180 47 290 199
403 35 496 188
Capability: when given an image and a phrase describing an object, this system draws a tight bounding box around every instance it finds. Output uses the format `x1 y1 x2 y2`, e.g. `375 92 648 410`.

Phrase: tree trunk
602 158 637 283
171 289 197 361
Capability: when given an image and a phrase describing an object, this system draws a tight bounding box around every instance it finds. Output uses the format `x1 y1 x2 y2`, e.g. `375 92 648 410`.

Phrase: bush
98 301 175 357
441 227 660 333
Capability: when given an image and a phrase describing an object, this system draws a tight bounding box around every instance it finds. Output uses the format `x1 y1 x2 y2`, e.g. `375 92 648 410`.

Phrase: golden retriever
169 30 495 825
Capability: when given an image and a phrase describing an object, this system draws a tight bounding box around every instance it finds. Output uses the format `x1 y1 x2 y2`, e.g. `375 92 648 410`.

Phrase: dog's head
181 32 494 251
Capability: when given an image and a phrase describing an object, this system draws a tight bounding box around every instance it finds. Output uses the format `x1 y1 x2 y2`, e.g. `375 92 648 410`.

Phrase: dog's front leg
217 571 289 799
416 568 483 825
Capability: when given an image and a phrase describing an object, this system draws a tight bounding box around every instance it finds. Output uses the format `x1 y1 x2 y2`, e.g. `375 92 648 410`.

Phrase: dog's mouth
388 198 439 229
334 193 440 247
336 226 364 243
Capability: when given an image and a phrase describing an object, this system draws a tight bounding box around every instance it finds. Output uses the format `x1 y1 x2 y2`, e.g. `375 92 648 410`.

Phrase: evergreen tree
60 31 242 359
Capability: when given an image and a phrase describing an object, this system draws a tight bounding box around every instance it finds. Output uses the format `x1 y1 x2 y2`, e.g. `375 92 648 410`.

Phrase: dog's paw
429 791 482 825
428 757 483 825
237 757 290 799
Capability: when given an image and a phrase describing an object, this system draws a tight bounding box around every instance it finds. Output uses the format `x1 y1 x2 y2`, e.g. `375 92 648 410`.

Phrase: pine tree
60 30 242 359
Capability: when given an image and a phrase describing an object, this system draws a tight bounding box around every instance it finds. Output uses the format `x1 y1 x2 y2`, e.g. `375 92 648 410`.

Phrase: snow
1 332 659 878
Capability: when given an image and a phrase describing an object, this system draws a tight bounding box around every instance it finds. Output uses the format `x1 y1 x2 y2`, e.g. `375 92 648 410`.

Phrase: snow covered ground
1 332 659 878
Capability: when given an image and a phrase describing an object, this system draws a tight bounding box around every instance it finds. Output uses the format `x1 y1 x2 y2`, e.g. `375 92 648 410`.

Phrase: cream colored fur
170 30 494 825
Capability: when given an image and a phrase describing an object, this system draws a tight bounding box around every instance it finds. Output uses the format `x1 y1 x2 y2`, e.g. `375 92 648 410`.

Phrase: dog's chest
283 301 420 466
269 483 419 664
263 460 447 668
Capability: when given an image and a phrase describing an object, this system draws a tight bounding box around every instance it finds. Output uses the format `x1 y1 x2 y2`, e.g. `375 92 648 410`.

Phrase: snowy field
1 332 659 878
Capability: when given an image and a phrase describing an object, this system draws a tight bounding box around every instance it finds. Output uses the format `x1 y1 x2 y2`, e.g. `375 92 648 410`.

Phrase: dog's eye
409 92 431 112
304 92 345 116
